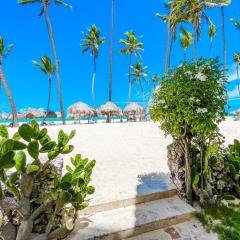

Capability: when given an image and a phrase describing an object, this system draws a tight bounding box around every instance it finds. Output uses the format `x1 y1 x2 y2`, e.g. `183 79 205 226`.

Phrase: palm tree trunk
42 77 52 123
237 63 240 95
128 54 132 104
193 15 197 60
168 34 174 68
139 80 144 105
184 49 187 62
43 3 65 125
221 6 227 80
164 2 173 75
109 0 114 102
0 63 18 127
92 56 97 109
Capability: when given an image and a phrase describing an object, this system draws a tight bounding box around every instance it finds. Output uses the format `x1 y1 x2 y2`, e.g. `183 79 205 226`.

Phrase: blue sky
0 0 240 113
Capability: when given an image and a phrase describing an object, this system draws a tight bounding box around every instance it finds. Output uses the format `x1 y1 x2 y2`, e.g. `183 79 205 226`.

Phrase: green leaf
40 141 56 153
0 125 8 139
28 141 39 159
38 128 47 140
48 150 59 160
192 175 200 192
58 130 69 146
69 130 76 140
39 135 51 146
222 195 236 200
31 120 40 139
26 165 39 174
87 186 95 194
19 124 34 142
62 145 74 154
66 165 73 173
0 139 14 154
12 132 21 141
76 201 89 210
0 151 15 169
9 172 19 184
13 141 27 150
14 151 26 171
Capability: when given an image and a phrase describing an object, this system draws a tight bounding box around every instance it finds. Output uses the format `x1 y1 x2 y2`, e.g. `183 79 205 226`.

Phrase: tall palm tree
80 24 105 110
19 0 72 125
129 61 148 104
109 0 114 102
33 56 55 121
179 27 193 61
120 31 143 103
234 53 240 95
0 37 18 127
151 74 160 89
208 23 216 53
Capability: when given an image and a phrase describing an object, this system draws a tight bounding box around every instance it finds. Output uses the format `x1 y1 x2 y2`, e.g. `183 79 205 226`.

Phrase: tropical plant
150 58 226 203
151 74 160 88
109 0 114 102
179 27 193 61
33 56 55 122
0 37 18 127
80 24 105 110
234 53 240 95
208 23 216 52
19 0 73 125
0 121 95 240
129 61 148 103
120 31 143 103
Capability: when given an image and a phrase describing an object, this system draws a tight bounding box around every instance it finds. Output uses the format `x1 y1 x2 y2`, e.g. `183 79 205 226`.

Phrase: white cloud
228 64 239 82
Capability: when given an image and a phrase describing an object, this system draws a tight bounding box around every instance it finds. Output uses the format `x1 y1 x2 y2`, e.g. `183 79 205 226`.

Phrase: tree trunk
184 49 187 62
164 2 173 75
43 3 65 125
92 56 97 110
193 15 197 60
221 7 226 80
42 76 52 123
128 54 132 104
109 0 114 102
183 138 192 204
0 63 18 127
168 34 173 68
237 63 240 94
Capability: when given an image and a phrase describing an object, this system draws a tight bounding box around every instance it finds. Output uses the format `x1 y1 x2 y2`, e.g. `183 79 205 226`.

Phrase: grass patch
197 203 240 240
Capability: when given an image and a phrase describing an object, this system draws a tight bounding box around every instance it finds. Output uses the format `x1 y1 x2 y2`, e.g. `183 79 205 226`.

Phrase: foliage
150 58 227 203
197 203 240 240
0 121 95 240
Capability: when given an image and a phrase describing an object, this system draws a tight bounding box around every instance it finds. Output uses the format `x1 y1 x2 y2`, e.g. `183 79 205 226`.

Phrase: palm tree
80 24 105 110
109 0 114 102
179 27 193 61
0 37 18 127
19 0 73 125
234 53 240 95
151 74 160 89
129 61 148 104
208 23 216 53
33 56 55 122
120 31 143 103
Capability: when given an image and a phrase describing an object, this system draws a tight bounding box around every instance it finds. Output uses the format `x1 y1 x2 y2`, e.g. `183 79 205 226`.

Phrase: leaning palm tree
19 0 72 125
80 24 105 110
0 37 18 127
33 56 55 122
120 31 143 103
234 53 240 95
109 0 114 102
179 27 193 61
129 61 148 104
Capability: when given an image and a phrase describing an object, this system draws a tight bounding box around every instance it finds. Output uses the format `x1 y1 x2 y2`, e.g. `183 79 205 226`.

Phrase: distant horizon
0 1 240 114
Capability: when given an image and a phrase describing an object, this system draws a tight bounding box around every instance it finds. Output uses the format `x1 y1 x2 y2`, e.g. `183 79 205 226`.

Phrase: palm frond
54 0 73 10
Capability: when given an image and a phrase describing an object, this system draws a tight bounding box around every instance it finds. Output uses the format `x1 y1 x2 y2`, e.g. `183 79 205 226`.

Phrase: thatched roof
123 102 144 116
22 109 45 119
98 102 121 116
67 102 95 119
0 113 9 120
45 111 57 118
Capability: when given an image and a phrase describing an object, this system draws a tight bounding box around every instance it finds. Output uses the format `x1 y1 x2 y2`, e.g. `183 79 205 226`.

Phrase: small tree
150 58 226 203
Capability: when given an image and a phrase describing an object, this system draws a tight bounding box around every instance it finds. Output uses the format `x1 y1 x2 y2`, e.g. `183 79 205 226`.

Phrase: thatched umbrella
55 112 62 118
98 101 121 122
23 109 45 119
45 111 57 118
0 113 9 120
67 102 95 121
123 102 144 121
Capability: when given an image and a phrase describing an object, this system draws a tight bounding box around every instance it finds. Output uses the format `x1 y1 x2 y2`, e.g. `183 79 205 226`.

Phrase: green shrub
0 121 95 240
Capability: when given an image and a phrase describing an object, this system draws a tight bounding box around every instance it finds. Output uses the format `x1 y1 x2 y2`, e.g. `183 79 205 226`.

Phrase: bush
0 121 95 240
150 58 227 203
